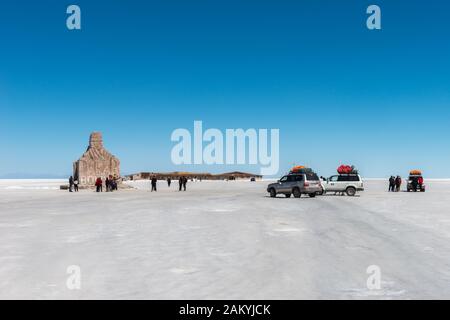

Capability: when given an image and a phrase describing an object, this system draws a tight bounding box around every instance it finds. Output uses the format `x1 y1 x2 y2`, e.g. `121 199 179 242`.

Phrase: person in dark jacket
167 177 171 187
105 177 110 192
178 177 183 191
73 178 79 192
151 176 157 192
389 176 395 192
95 177 103 192
110 176 117 191
182 176 187 191
69 176 74 192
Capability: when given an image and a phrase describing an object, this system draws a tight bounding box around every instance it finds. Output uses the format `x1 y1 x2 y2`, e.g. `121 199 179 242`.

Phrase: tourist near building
73 132 120 186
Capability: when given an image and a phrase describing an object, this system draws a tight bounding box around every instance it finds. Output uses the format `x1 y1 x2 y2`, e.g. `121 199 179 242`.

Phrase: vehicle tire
317 188 324 196
309 193 316 198
346 187 356 196
293 188 301 198
285 193 291 198
269 188 276 198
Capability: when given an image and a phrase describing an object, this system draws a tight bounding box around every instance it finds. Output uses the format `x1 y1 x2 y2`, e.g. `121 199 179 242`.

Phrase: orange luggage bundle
291 165 305 172
409 170 422 176
290 165 313 174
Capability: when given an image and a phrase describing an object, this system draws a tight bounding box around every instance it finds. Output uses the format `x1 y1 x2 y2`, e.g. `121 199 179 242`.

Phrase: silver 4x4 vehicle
319 174 364 196
267 172 322 198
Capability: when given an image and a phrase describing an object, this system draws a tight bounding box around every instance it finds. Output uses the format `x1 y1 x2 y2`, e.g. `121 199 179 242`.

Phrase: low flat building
211 171 262 180
125 172 213 181
124 171 262 181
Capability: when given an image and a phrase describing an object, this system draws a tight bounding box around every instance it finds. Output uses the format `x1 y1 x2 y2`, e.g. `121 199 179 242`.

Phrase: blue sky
0 0 449 178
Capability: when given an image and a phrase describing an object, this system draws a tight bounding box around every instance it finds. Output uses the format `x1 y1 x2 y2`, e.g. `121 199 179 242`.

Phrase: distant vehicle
267 172 322 198
319 174 364 196
407 170 425 192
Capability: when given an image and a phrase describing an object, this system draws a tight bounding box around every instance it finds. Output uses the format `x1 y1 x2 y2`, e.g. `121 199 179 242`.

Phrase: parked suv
319 174 364 196
267 172 322 198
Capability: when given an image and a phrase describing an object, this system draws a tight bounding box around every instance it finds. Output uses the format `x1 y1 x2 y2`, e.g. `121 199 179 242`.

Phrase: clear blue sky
0 0 449 178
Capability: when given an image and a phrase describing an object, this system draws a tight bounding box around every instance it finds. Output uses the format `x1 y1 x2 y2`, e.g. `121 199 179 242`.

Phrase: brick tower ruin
73 132 120 186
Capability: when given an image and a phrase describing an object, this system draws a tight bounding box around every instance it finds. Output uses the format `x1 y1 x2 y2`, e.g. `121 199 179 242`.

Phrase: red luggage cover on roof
337 165 354 174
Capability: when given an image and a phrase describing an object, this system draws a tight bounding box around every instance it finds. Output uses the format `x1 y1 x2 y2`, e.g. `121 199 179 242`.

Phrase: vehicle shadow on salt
319 194 361 198
262 194 361 199
262 196 317 199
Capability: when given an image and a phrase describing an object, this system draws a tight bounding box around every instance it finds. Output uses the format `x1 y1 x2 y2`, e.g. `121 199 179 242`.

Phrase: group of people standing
68 175 189 193
149 176 188 192
95 176 118 192
68 176 79 192
178 176 187 191
388 176 402 192
69 176 119 192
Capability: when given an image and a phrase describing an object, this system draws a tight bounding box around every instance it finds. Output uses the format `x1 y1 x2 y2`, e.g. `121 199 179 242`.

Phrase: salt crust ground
0 179 449 299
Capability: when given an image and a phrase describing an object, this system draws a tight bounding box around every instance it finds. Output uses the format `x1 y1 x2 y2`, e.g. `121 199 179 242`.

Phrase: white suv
319 174 364 196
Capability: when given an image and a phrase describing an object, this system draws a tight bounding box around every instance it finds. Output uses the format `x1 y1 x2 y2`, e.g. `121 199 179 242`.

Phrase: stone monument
73 132 120 186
